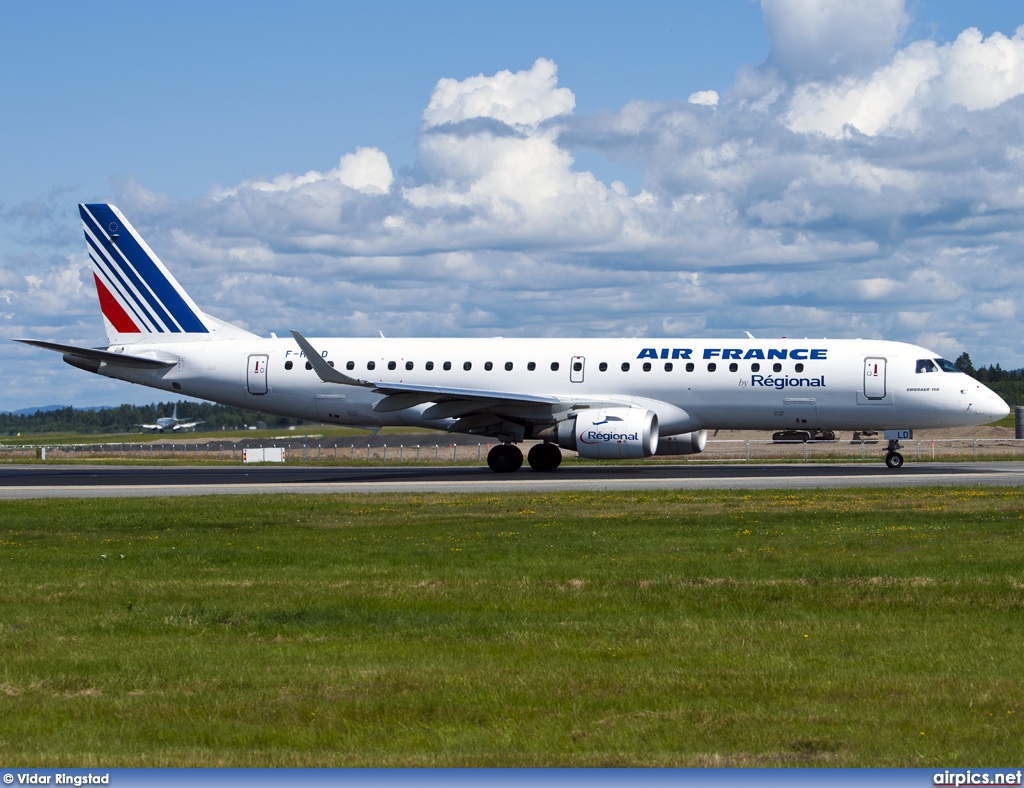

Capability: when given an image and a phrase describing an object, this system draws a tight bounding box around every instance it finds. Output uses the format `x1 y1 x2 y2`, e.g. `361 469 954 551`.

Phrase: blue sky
2 0 1023 411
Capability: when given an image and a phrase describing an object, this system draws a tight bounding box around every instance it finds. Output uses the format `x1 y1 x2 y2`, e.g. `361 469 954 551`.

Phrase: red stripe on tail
93 273 141 333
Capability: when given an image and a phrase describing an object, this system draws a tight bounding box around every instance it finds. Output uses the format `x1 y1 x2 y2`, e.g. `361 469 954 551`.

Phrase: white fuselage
96 335 1009 435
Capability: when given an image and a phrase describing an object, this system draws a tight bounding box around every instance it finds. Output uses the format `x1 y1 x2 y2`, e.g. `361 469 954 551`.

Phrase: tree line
1 402 305 436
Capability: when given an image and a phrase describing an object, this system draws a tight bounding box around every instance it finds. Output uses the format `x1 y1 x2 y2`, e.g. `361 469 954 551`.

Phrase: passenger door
247 354 268 395
863 357 886 400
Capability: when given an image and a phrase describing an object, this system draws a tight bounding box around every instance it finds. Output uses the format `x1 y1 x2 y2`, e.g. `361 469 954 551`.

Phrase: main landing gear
486 443 563 473
527 442 562 472
486 443 523 473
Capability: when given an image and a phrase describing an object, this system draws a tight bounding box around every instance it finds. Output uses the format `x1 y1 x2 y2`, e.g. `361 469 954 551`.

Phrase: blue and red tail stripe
79 204 209 335
92 273 141 333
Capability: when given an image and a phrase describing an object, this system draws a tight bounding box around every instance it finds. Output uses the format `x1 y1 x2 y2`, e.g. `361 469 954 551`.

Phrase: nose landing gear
882 429 911 469
884 445 905 469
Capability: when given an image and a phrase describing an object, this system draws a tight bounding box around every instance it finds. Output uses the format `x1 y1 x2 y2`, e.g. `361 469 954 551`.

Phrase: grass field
2 489 1022 766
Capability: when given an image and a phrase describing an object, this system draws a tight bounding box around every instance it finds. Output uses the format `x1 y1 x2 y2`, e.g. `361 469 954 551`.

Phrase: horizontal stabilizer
14 339 177 369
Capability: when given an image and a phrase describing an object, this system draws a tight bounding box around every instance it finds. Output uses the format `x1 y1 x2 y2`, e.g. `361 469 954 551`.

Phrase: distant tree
954 352 975 375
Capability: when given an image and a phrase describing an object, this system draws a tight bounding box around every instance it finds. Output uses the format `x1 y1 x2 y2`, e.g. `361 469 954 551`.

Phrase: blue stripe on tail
80 204 209 334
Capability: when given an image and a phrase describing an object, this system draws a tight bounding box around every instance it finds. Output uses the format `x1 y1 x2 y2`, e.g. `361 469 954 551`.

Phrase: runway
2 461 1024 498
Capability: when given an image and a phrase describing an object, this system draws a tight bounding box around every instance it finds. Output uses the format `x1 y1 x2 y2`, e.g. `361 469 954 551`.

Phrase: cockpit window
916 359 938 373
934 358 961 373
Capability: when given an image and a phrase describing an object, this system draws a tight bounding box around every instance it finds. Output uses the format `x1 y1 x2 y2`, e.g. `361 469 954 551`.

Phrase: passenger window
443 361 451 371
346 361 355 370
573 361 583 372
599 362 608 372
405 361 414 371
728 362 738 372
685 362 694 372
664 362 673 372
708 363 717 372
305 362 312 370
621 362 630 372
425 361 434 370
463 361 472 371
484 361 493 371
751 363 760 372
284 360 293 370
642 362 652 372
794 363 804 373
527 362 536 371
551 362 560 371
505 362 513 371
328 361 335 367
773 363 782 373
388 361 397 371
367 361 376 371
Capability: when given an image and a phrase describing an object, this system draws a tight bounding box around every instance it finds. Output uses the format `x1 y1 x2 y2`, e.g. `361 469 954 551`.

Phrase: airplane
135 402 204 432
14 204 1010 472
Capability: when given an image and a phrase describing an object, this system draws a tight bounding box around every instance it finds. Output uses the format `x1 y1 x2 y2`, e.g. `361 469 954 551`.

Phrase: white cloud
787 26 1024 137
335 148 394 195
977 298 1016 321
422 57 575 129
762 0 909 81
688 90 719 106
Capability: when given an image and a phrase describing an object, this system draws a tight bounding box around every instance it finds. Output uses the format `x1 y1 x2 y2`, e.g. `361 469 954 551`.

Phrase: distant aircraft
135 403 203 432
14 204 1010 471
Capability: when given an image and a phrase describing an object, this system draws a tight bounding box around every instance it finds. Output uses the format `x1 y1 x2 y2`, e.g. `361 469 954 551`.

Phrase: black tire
528 443 562 472
487 444 523 473
884 452 904 469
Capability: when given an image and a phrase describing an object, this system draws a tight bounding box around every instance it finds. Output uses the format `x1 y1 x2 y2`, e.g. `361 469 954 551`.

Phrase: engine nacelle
540 407 659 459
654 429 708 456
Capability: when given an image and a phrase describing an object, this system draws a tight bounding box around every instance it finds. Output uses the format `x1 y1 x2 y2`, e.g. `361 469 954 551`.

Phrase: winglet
289 330 372 387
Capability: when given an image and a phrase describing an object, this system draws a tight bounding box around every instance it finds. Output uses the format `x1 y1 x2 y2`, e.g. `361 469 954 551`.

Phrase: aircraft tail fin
79 204 256 344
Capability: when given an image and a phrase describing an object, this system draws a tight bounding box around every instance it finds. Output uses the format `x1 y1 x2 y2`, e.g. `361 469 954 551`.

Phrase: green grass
1 489 1022 766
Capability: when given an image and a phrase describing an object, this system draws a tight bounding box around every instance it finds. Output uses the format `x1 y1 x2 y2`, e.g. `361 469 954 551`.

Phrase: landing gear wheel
528 442 562 472
487 443 523 473
885 452 904 469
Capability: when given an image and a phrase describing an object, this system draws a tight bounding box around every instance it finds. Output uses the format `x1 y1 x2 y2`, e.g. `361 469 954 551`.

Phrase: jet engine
538 407 659 459
654 430 708 456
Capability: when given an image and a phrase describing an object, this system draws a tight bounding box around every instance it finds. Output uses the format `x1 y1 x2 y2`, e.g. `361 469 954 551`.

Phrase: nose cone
974 382 1010 423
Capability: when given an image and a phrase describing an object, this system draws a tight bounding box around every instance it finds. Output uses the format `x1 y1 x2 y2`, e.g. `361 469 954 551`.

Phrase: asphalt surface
2 461 1023 498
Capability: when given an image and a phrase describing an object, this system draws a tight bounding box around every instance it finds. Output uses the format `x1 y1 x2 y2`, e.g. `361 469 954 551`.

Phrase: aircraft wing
135 423 162 431
171 420 204 431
